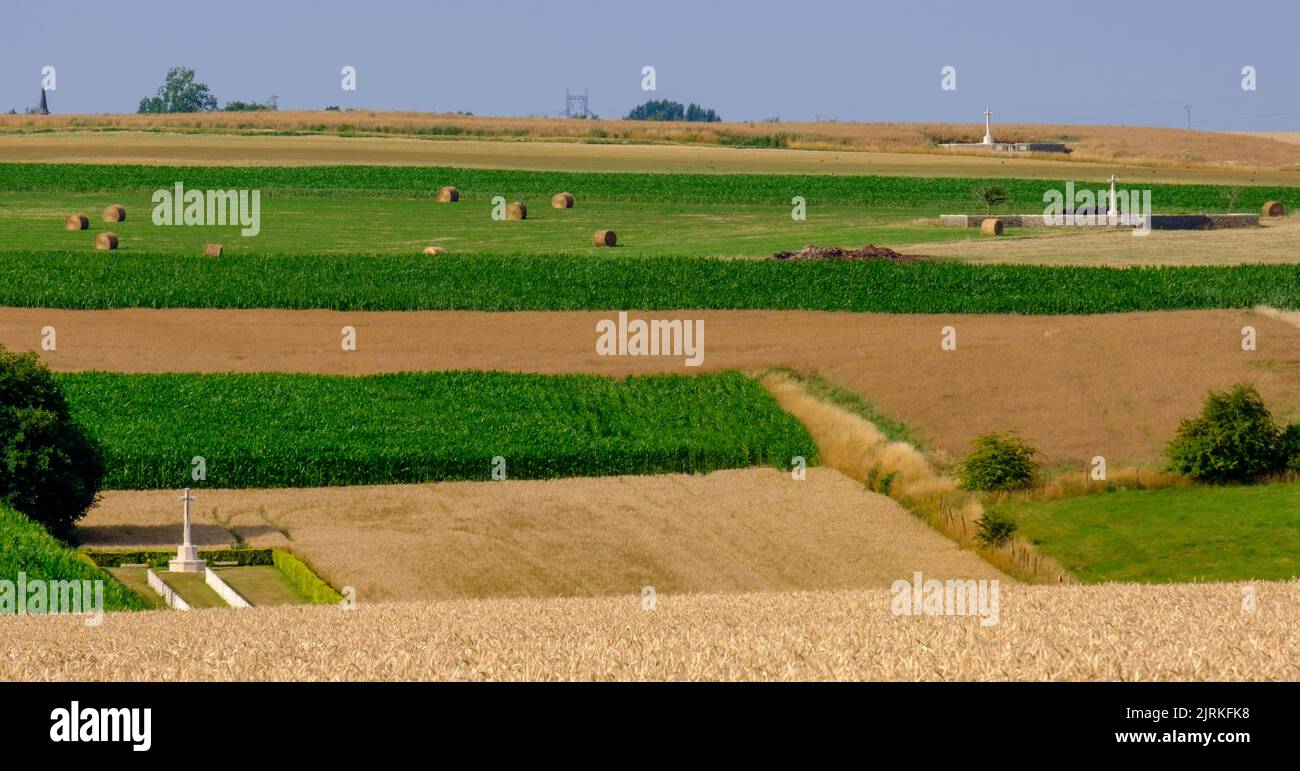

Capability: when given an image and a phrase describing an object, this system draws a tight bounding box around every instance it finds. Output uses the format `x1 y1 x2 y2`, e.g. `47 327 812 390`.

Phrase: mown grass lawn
991 482 1300 583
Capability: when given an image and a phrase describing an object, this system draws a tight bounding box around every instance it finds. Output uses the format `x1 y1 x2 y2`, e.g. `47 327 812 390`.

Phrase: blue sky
2 0 1297 129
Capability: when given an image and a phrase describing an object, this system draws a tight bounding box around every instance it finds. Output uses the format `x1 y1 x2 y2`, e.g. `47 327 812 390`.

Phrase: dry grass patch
81 468 1004 603
2 581 1296 680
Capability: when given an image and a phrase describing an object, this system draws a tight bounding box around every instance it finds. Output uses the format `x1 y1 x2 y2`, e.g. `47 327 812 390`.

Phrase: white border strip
204 567 252 608
146 569 191 611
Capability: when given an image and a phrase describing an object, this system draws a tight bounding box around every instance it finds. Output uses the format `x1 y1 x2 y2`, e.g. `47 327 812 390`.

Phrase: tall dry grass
6 111 1300 170
761 371 1072 583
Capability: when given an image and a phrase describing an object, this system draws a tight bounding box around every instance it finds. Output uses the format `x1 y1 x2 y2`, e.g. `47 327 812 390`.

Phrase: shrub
975 511 1019 548
1166 384 1283 483
273 549 343 605
958 432 1039 491
0 346 104 537
1279 423 1300 473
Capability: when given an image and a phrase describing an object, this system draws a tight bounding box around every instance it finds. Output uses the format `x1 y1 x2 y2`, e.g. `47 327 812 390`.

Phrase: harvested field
7 307 1300 465
908 216 1300 266
1 581 1295 681
0 131 1293 186
78 468 1004 602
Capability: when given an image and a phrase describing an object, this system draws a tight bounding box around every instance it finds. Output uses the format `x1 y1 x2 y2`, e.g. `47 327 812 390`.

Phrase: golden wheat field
2 582 1296 681
9 307 1300 466
4 124 1300 185
81 468 1005 602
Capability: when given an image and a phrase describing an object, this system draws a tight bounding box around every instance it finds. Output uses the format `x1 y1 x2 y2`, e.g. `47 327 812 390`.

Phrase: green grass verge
156 571 227 609
5 163 1297 210
216 566 311 606
0 505 146 612
57 370 817 489
989 482 1300 583
4 253 1298 312
272 550 343 605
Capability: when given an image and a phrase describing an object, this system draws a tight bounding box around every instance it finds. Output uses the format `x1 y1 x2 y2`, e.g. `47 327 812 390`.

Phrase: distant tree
223 95 278 112
626 99 720 122
137 67 218 113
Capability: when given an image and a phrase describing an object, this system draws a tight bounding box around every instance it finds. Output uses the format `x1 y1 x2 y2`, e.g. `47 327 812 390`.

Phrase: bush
957 432 1039 491
975 511 1019 548
1280 423 1300 473
0 346 104 537
273 549 343 605
1166 384 1283 483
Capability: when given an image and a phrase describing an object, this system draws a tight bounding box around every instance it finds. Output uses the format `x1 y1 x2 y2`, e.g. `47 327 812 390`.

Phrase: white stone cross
1107 174 1119 218
180 487 195 547
168 487 207 573
983 107 993 145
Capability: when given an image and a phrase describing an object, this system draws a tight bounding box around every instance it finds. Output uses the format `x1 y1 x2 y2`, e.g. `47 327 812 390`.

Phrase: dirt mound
770 244 920 262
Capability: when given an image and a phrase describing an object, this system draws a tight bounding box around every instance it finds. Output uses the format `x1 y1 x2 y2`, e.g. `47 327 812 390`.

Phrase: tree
971 184 1008 214
1166 384 1284 483
137 66 218 114
0 345 105 538
625 99 721 122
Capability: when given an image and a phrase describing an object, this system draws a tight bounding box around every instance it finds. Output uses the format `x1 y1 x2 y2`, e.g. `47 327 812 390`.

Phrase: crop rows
57 371 817 489
4 252 1298 313
3 162 1296 210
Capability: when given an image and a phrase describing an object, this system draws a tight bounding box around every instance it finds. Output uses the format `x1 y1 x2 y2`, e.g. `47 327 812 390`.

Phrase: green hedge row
273 549 343 605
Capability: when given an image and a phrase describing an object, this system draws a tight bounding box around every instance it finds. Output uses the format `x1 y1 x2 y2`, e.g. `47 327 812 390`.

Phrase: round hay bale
102 204 126 223
435 187 460 203
551 192 575 209
422 246 447 255
94 232 118 250
980 218 1004 236
203 243 224 258
1262 200 1285 218
592 229 617 247
505 201 527 220
64 213 89 231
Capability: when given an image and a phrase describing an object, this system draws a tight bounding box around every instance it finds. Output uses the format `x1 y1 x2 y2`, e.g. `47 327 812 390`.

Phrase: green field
3 251 1297 313
6 163 1297 210
990 482 1300 583
0 505 146 612
57 370 817 489
0 192 974 257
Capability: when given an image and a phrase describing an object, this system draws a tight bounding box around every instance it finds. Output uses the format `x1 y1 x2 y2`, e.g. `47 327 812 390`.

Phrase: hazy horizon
3 0 1298 131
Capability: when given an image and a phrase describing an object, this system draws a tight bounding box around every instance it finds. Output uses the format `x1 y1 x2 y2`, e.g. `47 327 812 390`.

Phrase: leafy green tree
137 66 218 113
1166 384 1283 483
958 432 1039 491
0 345 105 538
626 99 720 122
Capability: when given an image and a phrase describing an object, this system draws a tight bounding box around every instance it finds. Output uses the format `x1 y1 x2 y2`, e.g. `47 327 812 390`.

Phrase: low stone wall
940 213 1260 230
146 569 191 611
940 142 1070 153
204 568 251 608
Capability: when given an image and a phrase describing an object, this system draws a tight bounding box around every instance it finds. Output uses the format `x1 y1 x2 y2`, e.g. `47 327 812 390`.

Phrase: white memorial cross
1107 174 1119 221
983 107 993 145
168 487 208 573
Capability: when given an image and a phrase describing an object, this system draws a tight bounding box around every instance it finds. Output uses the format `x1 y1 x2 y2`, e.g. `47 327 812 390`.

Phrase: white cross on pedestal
1107 174 1119 220
168 487 207 573
982 107 993 145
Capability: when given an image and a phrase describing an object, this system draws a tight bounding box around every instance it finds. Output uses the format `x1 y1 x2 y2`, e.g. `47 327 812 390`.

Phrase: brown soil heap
770 244 919 262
